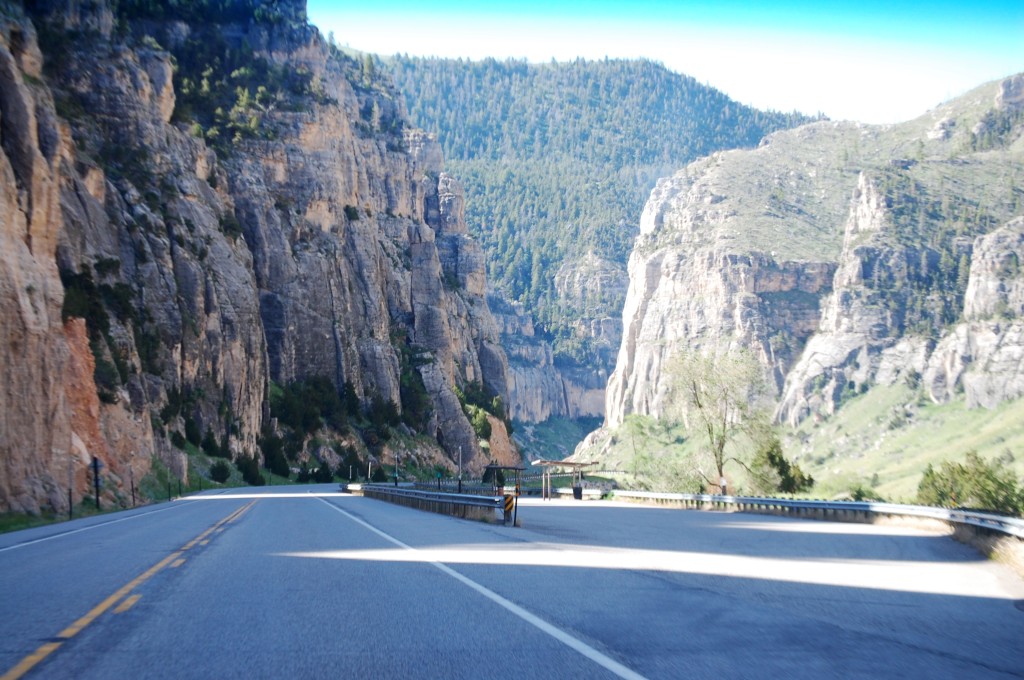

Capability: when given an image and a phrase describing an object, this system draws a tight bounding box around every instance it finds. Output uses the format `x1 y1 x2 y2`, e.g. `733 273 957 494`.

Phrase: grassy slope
786 386 1024 502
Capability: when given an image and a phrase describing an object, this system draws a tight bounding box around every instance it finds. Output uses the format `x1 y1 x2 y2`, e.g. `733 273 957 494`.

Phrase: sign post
91 456 102 510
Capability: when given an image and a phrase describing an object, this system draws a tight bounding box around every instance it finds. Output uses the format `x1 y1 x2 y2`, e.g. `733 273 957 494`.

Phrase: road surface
1 486 1022 678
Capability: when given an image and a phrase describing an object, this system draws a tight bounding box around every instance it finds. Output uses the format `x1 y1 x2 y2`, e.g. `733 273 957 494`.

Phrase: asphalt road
1 487 1022 679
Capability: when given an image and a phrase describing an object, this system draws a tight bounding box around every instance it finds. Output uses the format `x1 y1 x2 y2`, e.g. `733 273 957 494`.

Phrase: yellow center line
56 550 182 639
171 558 186 568
0 500 256 680
113 595 141 615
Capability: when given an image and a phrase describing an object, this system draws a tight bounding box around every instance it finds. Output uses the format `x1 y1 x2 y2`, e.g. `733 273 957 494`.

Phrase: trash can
572 485 583 500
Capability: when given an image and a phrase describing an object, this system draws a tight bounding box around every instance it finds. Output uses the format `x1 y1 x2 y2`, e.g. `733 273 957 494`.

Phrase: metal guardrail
611 491 1024 539
364 484 503 510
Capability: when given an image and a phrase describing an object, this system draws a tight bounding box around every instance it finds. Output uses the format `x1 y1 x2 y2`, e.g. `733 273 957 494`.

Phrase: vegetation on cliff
388 56 816 360
583 74 1024 510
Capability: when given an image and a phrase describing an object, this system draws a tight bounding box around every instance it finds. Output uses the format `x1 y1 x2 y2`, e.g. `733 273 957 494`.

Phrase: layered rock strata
0 0 511 512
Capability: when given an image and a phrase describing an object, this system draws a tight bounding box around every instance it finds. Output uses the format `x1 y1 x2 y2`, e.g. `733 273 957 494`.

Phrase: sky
305 1 1023 124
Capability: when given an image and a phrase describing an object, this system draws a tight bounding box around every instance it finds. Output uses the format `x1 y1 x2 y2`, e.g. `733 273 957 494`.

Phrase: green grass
0 511 64 534
0 497 134 535
786 384 1024 502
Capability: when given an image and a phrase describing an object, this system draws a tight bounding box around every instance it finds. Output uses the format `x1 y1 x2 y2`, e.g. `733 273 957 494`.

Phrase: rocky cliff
0 0 511 513
598 74 1024 439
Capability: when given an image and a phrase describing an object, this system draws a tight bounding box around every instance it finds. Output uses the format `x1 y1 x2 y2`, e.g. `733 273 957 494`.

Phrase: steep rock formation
596 74 1024 441
0 13 153 514
924 217 1024 408
494 296 608 423
1 0 512 512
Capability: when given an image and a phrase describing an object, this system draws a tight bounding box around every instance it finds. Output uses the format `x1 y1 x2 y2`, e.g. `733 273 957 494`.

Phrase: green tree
748 433 814 495
235 453 265 486
209 460 231 484
314 460 334 483
666 348 768 491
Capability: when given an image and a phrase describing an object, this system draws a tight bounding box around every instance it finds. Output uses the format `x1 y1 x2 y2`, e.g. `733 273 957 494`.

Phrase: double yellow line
1 501 256 680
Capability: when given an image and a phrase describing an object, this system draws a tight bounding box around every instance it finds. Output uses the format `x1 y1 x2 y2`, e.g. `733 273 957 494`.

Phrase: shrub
467 405 491 441
209 460 231 483
184 417 202 447
749 435 813 495
314 461 334 483
260 428 290 477
917 451 1022 514
201 429 220 457
334 445 362 480
235 453 266 486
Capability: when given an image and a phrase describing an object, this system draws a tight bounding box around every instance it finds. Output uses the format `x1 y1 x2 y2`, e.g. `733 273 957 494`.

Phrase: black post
68 487 73 521
168 480 172 501
92 456 100 510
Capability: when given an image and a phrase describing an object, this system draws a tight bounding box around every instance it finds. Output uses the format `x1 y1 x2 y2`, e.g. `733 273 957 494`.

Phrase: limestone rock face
0 1 513 511
924 218 1024 409
597 74 1024 444
494 297 609 423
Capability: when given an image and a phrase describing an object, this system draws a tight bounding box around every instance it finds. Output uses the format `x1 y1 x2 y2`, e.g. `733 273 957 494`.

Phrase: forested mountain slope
388 56 814 426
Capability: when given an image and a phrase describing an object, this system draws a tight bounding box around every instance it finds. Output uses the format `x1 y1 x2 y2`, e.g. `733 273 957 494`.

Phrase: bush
201 429 220 458
367 393 400 429
334 444 362 480
260 428 290 477
467 405 491 441
270 377 346 437
314 461 334 483
185 417 202 447
917 451 1022 514
235 453 266 486
209 460 231 483
749 435 813 495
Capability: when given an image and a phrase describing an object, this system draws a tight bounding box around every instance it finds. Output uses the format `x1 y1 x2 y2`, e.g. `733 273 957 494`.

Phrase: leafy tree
917 451 1022 514
665 348 768 491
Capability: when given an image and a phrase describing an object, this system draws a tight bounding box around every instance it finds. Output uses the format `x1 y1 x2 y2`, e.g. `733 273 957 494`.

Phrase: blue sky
306 1 1023 123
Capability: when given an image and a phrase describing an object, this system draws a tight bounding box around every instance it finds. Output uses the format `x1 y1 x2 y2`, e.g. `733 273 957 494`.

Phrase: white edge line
316 497 647 680
0 501 192 553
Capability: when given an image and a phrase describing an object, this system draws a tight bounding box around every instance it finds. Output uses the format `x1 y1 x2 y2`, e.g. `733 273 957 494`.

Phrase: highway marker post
91 456 103 510
486 464 524 526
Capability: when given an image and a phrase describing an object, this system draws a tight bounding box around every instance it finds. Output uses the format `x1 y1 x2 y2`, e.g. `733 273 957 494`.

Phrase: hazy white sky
306 1 1023 124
